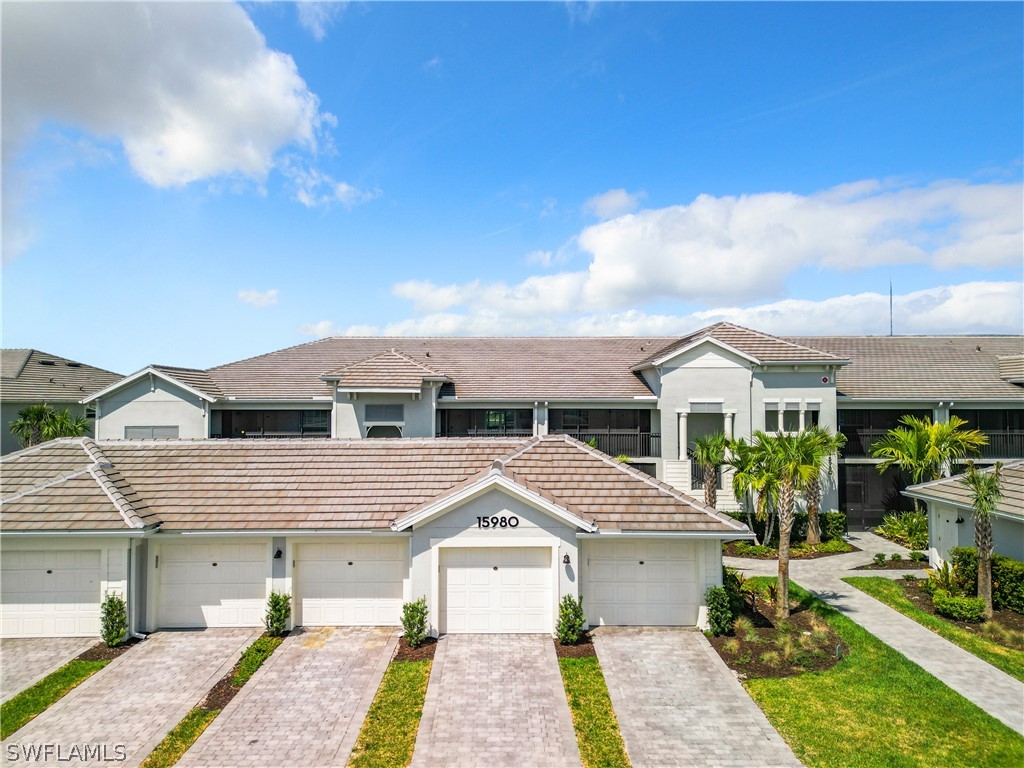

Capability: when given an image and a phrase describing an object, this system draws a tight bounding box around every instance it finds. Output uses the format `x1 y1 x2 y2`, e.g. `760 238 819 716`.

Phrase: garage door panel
1 549 103 638
296 540 405 627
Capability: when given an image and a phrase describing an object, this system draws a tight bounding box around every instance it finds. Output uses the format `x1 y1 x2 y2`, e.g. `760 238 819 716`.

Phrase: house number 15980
477 516 519 529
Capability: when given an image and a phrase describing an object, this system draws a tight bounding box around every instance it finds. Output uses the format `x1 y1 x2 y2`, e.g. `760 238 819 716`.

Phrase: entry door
0 550 101 638
440 547 552 634
584 539 699 626
157 541 269 628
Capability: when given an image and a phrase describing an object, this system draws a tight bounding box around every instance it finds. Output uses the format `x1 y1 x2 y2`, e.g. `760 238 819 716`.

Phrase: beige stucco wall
333 387 437 438
94 376 207 440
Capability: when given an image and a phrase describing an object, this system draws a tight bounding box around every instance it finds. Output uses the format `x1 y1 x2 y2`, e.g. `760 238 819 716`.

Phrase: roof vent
38 359 56 366
66 362 81 367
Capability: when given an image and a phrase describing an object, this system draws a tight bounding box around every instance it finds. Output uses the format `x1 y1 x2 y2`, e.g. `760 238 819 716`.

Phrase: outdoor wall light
274 548 283 559
955 516 964 525
562 554 571 565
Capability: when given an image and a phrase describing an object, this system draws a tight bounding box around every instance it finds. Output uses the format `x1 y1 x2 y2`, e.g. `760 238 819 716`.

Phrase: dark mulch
393 635 438 662
198 631 287 712
76 636 141 662
898 580 1024 638
852 559 929 571
723 541 861 560
706 599 845 680
554 632 597 658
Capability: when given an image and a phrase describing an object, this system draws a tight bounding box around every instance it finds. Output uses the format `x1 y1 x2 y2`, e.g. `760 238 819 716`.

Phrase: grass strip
348 660 431 768
559 657 630 768
139 708 219 768
231 635 284 686
844 576 1024 683
743 577 1024 768
1 659 108 739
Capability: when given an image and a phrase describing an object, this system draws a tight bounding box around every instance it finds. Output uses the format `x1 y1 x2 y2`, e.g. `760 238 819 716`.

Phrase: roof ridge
1 466 95 504
80 437 145 529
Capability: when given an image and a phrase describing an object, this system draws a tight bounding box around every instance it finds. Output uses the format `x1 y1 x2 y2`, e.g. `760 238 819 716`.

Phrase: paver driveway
0 637 96 703
1 629 258 767
595 627 802 768
411 634 581 768
179 626 397 768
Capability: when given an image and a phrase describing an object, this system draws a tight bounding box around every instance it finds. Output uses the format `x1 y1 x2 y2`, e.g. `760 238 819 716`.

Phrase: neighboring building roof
82 365 221 404
786 336 1024 400
636 322 847 368
903 460 1024 522
0 436 746 535
150 365 225 400
1 349 122 402
323 349 451 390
998 354 1024 385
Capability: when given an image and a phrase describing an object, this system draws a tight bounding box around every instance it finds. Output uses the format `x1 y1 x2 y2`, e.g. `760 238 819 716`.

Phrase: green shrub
903 573 918 582
949 547 1024 614
876 511 929 550
890 552 903 563
926 561 963 595
932 589 986 623
873 553 886 567
722 567 745 618
232 635 283 686
401 596 430 648
734 541 777 558
821 510 847 542
910 551 928 562
556 594 587 645
816 538 852 553
264 591 291 637
100 593 127 648
705 586 732 637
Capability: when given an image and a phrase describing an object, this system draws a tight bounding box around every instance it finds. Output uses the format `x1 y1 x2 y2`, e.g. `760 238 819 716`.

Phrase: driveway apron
0 637 96 703
411 634 581 768
595 627 802 768
1 629 258 767
178 627 398 768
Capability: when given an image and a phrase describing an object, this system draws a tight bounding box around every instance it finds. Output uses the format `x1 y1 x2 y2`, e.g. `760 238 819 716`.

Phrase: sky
2 1 1022 375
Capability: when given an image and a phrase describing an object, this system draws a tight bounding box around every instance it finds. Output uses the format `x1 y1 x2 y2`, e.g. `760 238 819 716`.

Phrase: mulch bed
706 600 845 680
852 559 929 570
897 580 1024 639
554 632 597 659
393 635 438 662
723 541 861 560
76 636 141 662
198 631 288 712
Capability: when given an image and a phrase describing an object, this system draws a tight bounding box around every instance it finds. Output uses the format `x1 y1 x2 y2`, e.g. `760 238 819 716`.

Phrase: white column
724 411 735 440
677 411 688 460
799 408 806 431
777 408 784 432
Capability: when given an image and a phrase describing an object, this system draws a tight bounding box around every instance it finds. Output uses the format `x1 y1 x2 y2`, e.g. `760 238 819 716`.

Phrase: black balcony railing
690 458 723 490
553 430 661 458
841 428 1024 459
212 430 329 439
437 429 535 438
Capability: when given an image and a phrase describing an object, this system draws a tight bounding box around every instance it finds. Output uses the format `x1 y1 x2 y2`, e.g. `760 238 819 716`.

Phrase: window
486 410 514 430
561 409 588 429
124 426 179 439
366 425 402 438
365 404 404 422
783 410 800 432
764 402 780 431
301 410 330 433
805 408 821 427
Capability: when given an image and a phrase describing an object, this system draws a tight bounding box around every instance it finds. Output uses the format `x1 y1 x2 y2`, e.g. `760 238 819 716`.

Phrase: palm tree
803 426 847 545
727 434 782 545
773 430 818 620
872 415 987 511
960 462 1003 620
692 431 728 508
9 404 90 448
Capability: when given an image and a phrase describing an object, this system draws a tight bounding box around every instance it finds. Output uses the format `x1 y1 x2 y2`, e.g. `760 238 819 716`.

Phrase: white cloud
3 3 330 188
298 320 342 338
343 282 1023 337
583 188 645 219
238 289 279 308
297 2 345 41
422 57 443 72
281 159 381 209
526 250 555 267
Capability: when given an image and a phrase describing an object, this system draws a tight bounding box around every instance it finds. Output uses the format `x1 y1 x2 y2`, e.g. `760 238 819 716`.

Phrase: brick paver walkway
726 531 1024 735
0 637 96 703
411 634 581 768
1 629 258 767
595 627 802 768
179 627 397 768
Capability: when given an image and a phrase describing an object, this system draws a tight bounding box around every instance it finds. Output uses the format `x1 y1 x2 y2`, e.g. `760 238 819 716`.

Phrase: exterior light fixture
274 548 283 559
562 554 571 565
955 516 964 525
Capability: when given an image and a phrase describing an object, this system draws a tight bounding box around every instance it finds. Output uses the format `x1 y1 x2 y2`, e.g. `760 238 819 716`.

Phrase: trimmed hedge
726 510 848 546
949 547 1024 614
821 510 847 541
705 586 732 636
932 589 986 623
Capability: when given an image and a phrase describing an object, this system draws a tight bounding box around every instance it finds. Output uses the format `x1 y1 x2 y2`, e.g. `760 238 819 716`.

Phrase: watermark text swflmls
5 743 127 762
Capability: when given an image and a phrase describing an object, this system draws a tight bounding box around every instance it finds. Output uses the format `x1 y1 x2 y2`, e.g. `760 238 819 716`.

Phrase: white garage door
158 541 268 628
441 547 552 634
1 550 102 638
296 540 406 626
584 539 698 626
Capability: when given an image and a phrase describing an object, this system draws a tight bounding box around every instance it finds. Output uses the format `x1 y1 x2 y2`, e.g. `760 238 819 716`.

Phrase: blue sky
2 1 1022 375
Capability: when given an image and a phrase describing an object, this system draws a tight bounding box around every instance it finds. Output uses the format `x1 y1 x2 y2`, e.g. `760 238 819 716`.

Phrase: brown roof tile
1 349 121 403
324 349 450 390
904 460 1024 520
636 323 845 367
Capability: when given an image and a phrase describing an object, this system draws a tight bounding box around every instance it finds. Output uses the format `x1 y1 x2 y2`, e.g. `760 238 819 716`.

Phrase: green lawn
743 578 1024 768
348 660 431 768
139 708 220 768
1 659 108 739
230 635 284 686
844 576 1024 683
558 657 631 768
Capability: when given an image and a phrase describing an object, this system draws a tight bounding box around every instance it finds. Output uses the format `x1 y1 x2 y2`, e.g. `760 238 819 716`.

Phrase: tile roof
0 436 745 534
635 323 846 367
904 460 1024 521
323 349 450 390
785 336 1024 400
1 349 122 402
151 365 225 399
